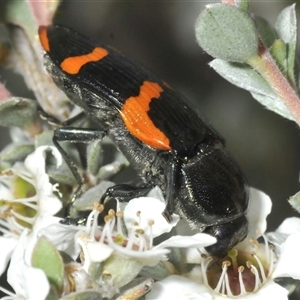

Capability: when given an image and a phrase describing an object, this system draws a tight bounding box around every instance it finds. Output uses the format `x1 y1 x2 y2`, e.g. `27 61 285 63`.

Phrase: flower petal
272 233 300 279
0 236 17 275
7 230 50 299
184 248 202 264
23 267 50 300
276 217 300 235
123 197 179 238
24 146 62 174
154 233 216 250
145 275 212 299
241 280 289 299
146 186 166 204
76 231 114 269
39 222 82 259
246 188 272 238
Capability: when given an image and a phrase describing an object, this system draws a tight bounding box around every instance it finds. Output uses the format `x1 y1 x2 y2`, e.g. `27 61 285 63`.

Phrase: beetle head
202 215 248 257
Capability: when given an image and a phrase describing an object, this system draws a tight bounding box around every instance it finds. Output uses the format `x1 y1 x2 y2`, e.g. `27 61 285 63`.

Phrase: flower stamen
202 232 277 297
148 220 154 248
247 261 261 292
214 261 230 293
252 253 267 282
238 266 246 295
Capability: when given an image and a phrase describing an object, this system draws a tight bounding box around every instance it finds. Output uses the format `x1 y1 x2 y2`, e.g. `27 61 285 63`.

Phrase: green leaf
275 4 297 84
0 97 37 128
72 181 115 213
0 143 34 163
195 3 258 63
210 59 294 120
86 140 103 176
254 16 277 48
0 1 36 41
237 0 249 12
35 130 55 148
269 39 287 74
47 165 77 186
250 92 293 121
31 236 64 295
102 253 143 288
210 59 274 96
168 247 185 273
139 261 173 281
0 0 60 45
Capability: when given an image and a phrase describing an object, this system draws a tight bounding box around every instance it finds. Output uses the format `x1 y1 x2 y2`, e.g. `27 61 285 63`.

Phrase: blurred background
0 0 300 298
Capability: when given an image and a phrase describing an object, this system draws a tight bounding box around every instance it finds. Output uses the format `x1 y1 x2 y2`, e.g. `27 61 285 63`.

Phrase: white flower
146 188 300 299
38 222 83 260
146 275 212 299
1 230 50 300
123 196 180 239
267 217 300 280
44 188 215 292
88 194 215 262
38 188 215 296
0 146 62 275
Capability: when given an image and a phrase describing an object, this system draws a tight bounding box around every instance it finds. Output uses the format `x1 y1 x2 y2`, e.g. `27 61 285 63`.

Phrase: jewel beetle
38 25 249 257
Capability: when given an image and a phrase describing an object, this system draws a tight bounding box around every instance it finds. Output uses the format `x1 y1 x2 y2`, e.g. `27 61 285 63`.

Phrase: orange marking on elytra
38 26 50 52
60 47 108 75
121 81 171 150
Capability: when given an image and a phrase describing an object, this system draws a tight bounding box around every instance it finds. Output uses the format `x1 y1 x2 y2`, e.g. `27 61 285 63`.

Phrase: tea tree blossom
37 190 216 297
0 230 50 300
0 146 62 275
146 189 300 299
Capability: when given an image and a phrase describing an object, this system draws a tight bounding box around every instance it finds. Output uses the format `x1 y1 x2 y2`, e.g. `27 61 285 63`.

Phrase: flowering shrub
1 0 300 299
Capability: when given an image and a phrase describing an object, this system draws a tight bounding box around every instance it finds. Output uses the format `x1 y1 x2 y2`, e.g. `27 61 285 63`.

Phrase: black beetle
39 25 249 257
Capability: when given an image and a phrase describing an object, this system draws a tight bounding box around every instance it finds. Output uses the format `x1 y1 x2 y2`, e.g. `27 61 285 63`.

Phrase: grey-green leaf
0 143 34 163
72 181 115 213
35 131 55 148
0 97 37 128
97 152 129 180
210 59 294 120
47 165 77 186
275 4 297 84
250 92 293 121
210 59 273 96
195 3 258 63
139 261 173 281
86 140 103 176
254 16 277 48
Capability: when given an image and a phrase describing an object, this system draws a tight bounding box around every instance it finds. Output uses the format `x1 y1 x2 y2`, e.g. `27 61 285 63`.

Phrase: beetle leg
38 105 87 127
100 184 152 204
162 156 181 223
53 127 107 200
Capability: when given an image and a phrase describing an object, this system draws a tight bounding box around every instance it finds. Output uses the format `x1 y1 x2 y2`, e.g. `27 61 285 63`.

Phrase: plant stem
247 41 300 125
